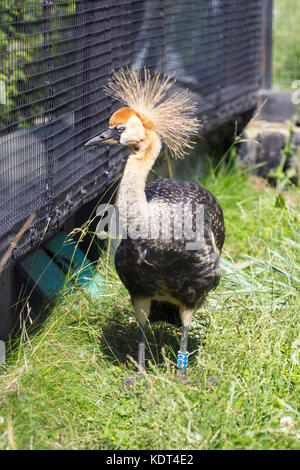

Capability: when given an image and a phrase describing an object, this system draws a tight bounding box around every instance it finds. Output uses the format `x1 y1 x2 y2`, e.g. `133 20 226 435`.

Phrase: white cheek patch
120 115 145 146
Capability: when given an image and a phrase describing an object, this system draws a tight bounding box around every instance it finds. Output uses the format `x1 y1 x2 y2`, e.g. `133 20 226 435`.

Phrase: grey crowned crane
86 67 225 385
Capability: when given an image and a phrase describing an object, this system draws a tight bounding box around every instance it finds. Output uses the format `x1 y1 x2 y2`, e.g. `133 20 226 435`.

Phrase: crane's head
85 107 153 150
85 67 199 158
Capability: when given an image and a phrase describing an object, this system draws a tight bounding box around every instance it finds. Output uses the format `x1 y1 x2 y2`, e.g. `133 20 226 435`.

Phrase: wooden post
0 214 36 276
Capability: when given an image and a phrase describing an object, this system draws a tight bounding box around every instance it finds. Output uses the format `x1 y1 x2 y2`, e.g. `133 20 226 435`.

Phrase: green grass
0 163 299 450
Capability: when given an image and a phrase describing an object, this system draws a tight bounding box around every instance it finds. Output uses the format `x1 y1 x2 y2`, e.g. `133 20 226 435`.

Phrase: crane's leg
177 305 197 385
134 296 151 376
123 296 151 389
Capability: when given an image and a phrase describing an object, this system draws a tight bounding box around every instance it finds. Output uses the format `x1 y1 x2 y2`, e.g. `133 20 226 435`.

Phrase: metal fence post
261 0 273 89
43 0 54 227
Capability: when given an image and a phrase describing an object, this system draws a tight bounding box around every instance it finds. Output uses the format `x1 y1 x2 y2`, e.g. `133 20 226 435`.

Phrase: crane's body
85 68 225 385
115 178 224 321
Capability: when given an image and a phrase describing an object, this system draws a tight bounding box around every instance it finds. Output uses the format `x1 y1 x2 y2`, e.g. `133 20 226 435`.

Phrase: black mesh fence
0 0 262 268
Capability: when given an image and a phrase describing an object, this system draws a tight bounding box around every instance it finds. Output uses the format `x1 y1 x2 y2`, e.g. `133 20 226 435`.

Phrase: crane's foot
176 369 198 386
206 375 218 392
122 376 136 391
122 370 146 391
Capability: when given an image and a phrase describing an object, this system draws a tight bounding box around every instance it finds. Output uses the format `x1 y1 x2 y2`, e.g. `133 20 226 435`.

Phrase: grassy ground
0 161 299 450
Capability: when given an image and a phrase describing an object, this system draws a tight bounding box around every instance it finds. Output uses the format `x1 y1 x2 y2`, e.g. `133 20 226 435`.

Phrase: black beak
85 128 120 146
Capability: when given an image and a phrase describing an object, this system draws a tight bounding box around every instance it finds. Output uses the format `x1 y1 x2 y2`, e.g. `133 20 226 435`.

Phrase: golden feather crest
103 67 200 158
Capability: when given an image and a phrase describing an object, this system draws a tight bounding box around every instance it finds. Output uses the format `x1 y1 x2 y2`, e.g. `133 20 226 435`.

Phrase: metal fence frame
261 0 273 89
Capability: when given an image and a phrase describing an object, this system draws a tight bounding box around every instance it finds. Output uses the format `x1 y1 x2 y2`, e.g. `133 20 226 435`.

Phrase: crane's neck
117 130 161 228
120 129 162 204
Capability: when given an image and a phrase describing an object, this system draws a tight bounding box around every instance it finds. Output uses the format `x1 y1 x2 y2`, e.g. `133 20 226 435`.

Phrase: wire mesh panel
0 0 262 267
272 0 300 91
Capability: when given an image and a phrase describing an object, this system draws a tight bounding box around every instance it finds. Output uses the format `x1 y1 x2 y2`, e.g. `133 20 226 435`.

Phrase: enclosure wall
0 0 262 266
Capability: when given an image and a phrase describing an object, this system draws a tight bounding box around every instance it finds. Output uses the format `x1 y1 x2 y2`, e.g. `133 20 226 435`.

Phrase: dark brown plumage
115 178 225 326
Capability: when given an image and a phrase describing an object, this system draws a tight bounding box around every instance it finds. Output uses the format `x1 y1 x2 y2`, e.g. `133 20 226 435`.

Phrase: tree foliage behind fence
272 0 300 91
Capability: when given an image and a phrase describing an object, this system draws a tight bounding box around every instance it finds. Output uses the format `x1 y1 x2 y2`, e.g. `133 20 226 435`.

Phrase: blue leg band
177 351 189 370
